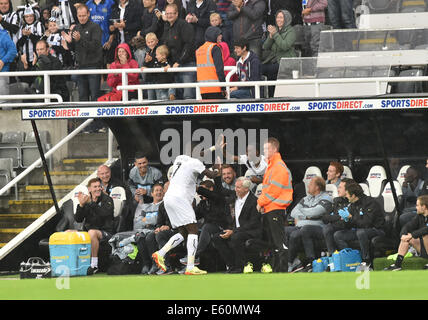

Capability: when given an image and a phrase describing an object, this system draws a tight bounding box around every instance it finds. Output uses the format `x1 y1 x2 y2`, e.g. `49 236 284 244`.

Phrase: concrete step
68 132 119 158
60 158 107 171
0 214 42 228
43 171 94 185
0 228 25 243
8 199 54 214
19 185 75 200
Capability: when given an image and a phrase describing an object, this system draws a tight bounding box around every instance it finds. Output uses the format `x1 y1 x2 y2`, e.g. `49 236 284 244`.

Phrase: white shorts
164 195 197 228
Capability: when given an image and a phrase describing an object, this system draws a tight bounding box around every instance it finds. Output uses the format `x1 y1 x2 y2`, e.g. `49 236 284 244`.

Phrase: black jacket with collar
345 194 385 230
400 214 428 239
229 191 262 239
322 196 349 229
75 192 114 233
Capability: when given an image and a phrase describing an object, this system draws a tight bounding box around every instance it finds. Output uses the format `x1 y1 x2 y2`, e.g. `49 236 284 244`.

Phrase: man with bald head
97 164 124 195
286 176 333 272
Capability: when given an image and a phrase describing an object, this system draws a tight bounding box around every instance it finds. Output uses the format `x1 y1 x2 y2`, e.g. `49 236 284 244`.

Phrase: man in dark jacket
230 38 261 99
72 4 103 101
75 178 114 275
333 182 385 268
185 0 216 49
212 177 262 273
321 178 354 256
385 195 428 271
227 0 265 59
161 3 196 99
32 39 69 101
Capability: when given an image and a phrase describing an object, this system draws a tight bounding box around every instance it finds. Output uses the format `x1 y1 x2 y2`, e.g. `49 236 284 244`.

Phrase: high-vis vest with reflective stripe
196 42 222 94
257 152 293 213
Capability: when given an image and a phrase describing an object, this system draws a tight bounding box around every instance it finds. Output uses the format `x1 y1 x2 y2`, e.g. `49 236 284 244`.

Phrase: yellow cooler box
49 232 91 277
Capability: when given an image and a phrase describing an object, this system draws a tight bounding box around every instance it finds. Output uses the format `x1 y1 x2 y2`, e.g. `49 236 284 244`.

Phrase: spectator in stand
333 182 385 269
212 177 262 273
86 0 115 66
161 0 186 19
227 0 265 59
266 0 302 26
326 161 344 187
385 195 428 271
50 0 78 31
98 42 139 101
130 32 146 66
40 6 51 30
221 164 236 191
72 4 103 101
261 9 296 98
0 28 16 99
0 0 20 42
110 0 142 47
16 6 44 81
128 152 163 203
257 137 293 273
214 0 232 50
161 3 196 100
328 0 356 29
138 0 163 40
321 178 354 256
229 38 261 99
42 17 72 65
196 26 226 100
141 35 175 100
399 166 425 227
302 0 328 57
209 11 232 52
73 178 115 275
185 0 216 49
286 176 332 272
31 39 70 101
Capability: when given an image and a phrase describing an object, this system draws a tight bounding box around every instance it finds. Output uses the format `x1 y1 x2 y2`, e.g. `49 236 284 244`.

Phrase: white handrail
0 119 94 197
0 94 63 108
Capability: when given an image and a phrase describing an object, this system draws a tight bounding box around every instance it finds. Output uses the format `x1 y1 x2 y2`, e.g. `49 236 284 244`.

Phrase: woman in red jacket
98 43 140 101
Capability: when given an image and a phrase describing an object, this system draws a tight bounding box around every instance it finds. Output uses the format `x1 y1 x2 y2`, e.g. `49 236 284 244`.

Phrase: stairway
0 158 107 248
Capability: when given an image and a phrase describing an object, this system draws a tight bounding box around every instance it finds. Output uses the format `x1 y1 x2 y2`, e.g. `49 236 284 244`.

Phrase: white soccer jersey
238 154 267 176
166 155 206 204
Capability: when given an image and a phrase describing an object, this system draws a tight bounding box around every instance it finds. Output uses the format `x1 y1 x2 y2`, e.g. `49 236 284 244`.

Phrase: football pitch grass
0 270 427 300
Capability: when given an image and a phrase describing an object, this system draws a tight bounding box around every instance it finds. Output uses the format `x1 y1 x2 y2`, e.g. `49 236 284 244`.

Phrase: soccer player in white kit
152 149 222 275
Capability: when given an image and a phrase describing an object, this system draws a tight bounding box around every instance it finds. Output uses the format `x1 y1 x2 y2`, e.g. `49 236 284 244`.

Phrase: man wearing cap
196 26 226 100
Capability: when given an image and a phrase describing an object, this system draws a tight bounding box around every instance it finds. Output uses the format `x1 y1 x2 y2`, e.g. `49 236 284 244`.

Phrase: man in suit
212 176 262 273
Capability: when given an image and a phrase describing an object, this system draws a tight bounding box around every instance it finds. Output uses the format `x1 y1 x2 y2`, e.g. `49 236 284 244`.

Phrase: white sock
186 234 198 270
158 233 184 257
91 257 98 268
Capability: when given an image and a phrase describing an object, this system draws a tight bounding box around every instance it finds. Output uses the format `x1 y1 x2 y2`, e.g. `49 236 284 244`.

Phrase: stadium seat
71 185 89 230
394 68 425 93
396 164 410 186
360 183 371 196
325 183 339 198
303 166 323 193
341 165 353 179
110 186 127 218
0 131 25 168
0 158 14 196
21 130 51 168
365 165 388 198
398 0 427 12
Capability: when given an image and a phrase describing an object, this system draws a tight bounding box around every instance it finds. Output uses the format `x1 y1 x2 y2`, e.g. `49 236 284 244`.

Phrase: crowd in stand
0 0 358 100
76 144 428 275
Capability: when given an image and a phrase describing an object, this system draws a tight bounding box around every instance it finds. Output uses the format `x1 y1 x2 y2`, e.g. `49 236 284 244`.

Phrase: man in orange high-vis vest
196 26 226 100
257 137 293 272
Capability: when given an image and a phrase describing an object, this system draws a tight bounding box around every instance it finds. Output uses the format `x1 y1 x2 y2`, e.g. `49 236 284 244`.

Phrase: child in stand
42 17 70 65
141 33 175 100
